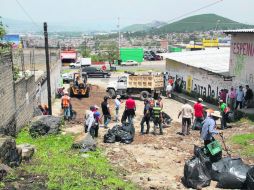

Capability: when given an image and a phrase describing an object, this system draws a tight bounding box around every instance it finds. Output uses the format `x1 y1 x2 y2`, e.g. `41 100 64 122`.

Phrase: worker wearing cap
61 92 71 121
193 98 204 130
101 96 111 129
140 99 151 135
219 99 229 130
114 95 121 122
201 111 222 146
85 106 96 137
91 105 102 138
152 102 163 135
125 96 136 125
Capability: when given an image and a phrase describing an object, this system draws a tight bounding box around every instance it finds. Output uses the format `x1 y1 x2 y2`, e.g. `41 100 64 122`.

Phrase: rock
140 177 144 180
113 148 120 152
0 164 13 180
29 115 62 138
170 146 178 151
16 144 35 161
147 177 152 181
72 133 96 152
149 186 157 189
0 135 22 167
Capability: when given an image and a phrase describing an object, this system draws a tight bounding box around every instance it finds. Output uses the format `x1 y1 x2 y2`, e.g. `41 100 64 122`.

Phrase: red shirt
125 98 136 109
194 102 203 118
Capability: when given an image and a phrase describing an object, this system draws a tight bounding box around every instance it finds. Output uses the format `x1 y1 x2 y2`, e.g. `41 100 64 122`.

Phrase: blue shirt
201 117 218 141
236 90 244 102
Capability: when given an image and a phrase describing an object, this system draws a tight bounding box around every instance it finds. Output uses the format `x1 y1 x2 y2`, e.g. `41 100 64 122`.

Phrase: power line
167 0 223 24
15 0 42 31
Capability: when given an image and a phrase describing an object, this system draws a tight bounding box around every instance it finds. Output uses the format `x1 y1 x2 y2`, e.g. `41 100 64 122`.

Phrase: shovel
219 133 231 157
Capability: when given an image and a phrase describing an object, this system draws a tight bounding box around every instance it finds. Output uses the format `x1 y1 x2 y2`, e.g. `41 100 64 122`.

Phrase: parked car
121 60 139 66
69 62 81 68
81 67 111 78
62 73 73 83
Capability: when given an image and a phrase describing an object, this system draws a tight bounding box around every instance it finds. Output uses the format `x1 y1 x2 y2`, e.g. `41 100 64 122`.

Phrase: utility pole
44 22 52 115
117 17 121 59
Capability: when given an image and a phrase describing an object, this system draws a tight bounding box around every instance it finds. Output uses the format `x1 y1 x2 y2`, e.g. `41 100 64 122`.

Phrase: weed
15 130 137 190
231 133 254 157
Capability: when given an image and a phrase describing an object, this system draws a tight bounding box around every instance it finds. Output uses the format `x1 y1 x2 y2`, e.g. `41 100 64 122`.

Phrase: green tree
100 43 119 65
0 16 6 39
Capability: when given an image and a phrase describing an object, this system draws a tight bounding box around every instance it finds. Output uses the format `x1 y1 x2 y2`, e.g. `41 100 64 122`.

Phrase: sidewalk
172 92 254 121
171 92 219 111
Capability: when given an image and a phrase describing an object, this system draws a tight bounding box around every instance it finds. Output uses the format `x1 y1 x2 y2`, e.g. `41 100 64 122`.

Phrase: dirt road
62 80 254 190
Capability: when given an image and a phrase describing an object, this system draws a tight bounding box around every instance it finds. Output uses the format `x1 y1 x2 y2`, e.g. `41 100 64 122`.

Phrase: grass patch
15 129 137 190
231 133 254 157
235 117 254 125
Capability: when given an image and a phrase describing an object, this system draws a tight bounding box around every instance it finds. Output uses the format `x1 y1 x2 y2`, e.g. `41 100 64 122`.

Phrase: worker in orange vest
61 92 71 120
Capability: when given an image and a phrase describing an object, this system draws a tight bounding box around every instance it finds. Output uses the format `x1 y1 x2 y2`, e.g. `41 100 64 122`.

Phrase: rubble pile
29 115 62 138
72 133 96 153
0 135 22 167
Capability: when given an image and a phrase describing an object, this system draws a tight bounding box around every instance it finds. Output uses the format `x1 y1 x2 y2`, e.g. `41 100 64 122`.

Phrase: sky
1 0 254 30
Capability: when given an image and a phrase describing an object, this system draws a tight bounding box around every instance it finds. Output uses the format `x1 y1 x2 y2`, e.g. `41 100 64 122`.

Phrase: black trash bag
122 123 135 137
246 167 254 190
120 132 133 144
211 157 251 189
110 125 122 136
104 133 116 143
227 111 235 123
115 130 127 142
183 157 211 189
162 111 173 127
194 146 212 170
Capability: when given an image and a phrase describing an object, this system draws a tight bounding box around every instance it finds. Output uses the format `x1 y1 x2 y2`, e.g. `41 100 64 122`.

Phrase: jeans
153 117 163 134
140 116 150 134
235 101 243 109
127 115 133 125
221 112 227 130
90 124 99 138
182 118 191 135
104 115 111 127
64 107 70 119
115 108 119 121
193 117 204 130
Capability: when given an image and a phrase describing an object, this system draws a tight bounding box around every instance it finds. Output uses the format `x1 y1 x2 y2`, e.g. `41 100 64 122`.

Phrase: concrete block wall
0 53 16 135
14 75 36 131
38 61 62 105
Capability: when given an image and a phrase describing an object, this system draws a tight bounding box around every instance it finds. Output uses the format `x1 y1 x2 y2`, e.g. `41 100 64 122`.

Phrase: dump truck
69 73 90 97
106 72 164 100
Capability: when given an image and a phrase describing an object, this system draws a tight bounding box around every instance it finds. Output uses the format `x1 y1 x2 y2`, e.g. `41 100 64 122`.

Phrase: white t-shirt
115 99 121 109
166 84 172 92
181 104 193 118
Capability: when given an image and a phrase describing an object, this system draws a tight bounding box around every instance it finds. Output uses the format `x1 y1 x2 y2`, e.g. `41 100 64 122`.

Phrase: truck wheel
70 88 74 97
140 91 149 101
84 88 90 97
108 89 116 99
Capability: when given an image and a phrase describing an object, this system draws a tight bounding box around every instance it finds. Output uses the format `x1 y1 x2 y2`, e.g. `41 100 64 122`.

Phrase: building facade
225 30 254 89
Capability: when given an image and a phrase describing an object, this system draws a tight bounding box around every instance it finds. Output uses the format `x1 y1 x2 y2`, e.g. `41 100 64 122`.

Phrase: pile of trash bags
183 145 253 189
104 123 135 144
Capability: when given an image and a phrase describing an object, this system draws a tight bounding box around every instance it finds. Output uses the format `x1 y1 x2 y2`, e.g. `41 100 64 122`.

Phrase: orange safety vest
62 96 70 108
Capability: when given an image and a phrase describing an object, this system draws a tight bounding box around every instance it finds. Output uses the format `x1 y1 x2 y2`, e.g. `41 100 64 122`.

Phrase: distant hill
121 21 167 32
154 14 254 33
